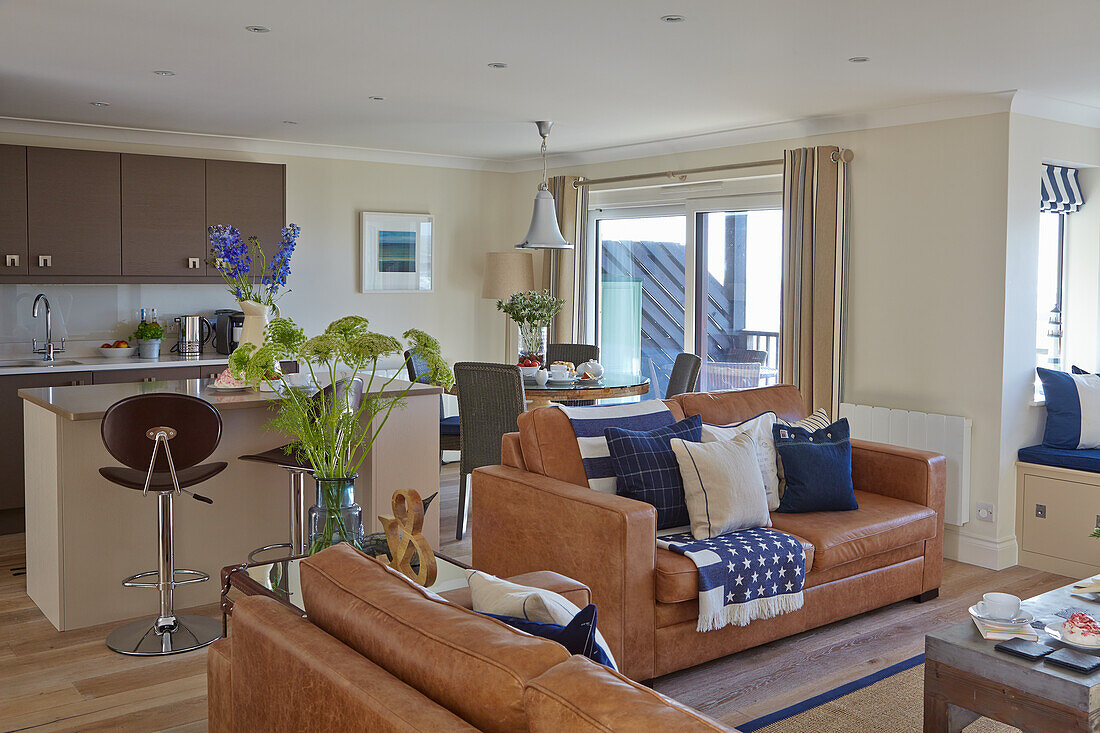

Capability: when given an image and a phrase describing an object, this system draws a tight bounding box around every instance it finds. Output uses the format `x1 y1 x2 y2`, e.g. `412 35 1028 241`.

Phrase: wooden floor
0 463 1070 732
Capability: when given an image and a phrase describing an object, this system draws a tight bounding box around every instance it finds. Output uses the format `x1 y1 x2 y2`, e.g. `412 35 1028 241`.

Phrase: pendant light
515 121 572 250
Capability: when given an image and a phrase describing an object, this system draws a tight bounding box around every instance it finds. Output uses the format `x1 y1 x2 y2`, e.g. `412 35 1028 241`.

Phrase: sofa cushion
300 544 570 733
606 414 702 528
769 490 936 571
517 400 685 486
674 384 807 425
1018 443 1100 473
524 656 735 732
655 534 814 605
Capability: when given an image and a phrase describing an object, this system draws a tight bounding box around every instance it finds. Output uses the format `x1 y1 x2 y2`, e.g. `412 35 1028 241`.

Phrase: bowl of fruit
518 356 541 379
99 340 136 358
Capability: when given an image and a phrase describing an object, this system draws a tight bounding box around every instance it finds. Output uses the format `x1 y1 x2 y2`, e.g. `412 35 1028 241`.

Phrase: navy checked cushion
605 414 702 529
440 415 460 435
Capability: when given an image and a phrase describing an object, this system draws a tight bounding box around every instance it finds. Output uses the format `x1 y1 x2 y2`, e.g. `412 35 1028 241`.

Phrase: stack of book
972 615 1038 642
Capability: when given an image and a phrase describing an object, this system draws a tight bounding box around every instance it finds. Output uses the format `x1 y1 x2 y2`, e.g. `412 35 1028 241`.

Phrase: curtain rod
571 149 853 189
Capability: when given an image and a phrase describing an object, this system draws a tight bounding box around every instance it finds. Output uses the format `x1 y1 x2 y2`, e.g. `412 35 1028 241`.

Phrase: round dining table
522 372 650 409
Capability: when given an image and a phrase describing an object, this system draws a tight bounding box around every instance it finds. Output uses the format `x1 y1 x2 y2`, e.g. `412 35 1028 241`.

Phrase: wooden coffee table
220 549 471 635
924 580 1100 732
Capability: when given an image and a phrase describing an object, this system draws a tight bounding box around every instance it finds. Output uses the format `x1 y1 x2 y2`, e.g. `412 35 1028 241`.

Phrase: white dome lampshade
515 120 573 250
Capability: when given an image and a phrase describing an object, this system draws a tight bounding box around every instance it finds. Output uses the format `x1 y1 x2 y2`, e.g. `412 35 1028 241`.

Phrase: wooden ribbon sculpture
379 489 437 587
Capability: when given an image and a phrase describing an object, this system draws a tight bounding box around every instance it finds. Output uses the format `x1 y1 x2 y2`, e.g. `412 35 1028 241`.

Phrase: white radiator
839 402 972 526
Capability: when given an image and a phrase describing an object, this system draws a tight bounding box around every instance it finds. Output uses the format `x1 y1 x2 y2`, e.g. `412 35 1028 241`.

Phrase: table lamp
482 252 535 363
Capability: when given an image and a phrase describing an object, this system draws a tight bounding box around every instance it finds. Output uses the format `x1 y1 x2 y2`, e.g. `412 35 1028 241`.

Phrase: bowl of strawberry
518 356 541 379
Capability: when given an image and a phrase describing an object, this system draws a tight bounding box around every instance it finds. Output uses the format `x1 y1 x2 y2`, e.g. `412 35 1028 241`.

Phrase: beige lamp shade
482 251 535 300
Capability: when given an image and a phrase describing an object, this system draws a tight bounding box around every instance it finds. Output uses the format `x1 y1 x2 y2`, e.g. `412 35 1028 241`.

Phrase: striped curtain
780 146 851 417
1041 165 1084 213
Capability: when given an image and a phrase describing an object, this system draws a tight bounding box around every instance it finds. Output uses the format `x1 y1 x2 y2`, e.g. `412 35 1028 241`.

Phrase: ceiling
2 0 1100 164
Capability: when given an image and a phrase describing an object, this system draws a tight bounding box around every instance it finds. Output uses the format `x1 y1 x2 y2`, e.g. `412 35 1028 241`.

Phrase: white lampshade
482 251 535 300
515 188 572 250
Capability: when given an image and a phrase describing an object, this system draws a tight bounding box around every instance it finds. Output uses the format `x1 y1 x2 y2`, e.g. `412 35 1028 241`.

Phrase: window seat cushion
1018 444 1100 473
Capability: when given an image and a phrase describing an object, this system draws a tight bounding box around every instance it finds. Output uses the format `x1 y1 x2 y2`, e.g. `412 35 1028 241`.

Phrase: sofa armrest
472 465 658 681
225 596 478 732
207 638 233 733
851 439 945 593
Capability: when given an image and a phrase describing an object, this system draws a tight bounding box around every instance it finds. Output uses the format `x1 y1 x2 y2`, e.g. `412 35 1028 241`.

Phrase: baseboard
1017 549 1100 578
943 526 1018 570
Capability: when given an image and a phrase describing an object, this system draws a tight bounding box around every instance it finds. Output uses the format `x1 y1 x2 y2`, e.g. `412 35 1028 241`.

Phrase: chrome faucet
32 294 65 362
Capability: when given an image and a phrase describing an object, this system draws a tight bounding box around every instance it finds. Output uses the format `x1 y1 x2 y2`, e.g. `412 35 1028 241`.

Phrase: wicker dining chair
665 353 702 398
404 350 460 463
452 362 525 541
546 343 600 406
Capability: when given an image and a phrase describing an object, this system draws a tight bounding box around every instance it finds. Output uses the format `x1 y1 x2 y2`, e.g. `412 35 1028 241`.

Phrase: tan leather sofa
473 385 946 681
208 544 736 732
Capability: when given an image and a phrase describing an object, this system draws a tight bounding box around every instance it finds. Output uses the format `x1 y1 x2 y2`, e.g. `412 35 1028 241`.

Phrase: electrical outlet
1036 504 1047 519
976 503 995 522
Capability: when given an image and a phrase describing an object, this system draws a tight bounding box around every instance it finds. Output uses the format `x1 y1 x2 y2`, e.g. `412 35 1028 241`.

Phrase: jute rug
738 656 1019 732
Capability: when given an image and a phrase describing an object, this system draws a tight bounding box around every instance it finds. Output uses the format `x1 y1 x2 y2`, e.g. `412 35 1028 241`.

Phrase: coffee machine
214 310 244 355
174 315 213 358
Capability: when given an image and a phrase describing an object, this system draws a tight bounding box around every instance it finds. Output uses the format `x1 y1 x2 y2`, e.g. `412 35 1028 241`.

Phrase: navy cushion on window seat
440 415 460 435
1018 444 1100 473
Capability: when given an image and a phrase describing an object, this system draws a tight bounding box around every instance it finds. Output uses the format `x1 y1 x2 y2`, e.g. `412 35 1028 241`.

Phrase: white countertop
0 353 228 376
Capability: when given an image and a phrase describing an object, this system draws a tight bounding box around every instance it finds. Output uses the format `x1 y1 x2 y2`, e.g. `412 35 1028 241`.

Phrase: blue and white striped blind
1041 165 1084 213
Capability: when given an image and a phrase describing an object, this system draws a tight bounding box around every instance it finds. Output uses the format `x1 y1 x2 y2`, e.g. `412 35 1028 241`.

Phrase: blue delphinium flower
209 225 251 278
264 224 299 292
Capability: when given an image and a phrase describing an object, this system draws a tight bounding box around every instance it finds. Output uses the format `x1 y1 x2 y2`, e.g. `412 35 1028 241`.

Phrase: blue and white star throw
658 527 805 632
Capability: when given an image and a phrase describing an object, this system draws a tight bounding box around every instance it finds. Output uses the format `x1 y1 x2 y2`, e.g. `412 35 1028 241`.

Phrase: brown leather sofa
472 385 946 681
208 544 736 732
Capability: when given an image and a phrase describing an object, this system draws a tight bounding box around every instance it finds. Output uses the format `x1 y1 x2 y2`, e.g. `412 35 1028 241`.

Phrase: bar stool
239 378 364 560
98 393 227 656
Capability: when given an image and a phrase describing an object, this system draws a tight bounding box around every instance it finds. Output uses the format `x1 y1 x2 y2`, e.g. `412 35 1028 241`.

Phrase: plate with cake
1045 612 1100 649
207 368 251 392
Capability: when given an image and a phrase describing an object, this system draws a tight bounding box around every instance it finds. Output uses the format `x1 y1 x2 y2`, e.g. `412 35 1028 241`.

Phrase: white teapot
577 360 605 378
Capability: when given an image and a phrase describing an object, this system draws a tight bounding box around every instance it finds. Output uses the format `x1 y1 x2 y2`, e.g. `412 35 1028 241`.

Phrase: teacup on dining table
980 592 1022 620
549 365 571 380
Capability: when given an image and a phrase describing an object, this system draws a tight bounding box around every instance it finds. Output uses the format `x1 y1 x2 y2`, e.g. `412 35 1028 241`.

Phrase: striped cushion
560 402 675 493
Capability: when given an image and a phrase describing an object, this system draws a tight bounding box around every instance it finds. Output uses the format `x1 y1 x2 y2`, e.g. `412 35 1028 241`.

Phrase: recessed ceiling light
89 101 110 108
282 120 298 125
245 25 270 33
660 14 686 23
368 96 385 101
153 70 175 76
848 56 870 63
487 62 508 69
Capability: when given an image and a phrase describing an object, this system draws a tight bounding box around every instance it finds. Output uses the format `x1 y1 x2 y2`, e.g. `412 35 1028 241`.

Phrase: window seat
1018 444 1100 473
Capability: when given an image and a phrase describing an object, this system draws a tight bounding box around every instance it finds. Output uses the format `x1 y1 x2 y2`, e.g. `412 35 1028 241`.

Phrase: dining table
521 372 650 409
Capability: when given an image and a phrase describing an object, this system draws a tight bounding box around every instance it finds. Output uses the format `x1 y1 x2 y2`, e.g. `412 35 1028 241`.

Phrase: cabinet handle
5 254 19 267
69 379 83 386
38 255 52 268
188 257 201 269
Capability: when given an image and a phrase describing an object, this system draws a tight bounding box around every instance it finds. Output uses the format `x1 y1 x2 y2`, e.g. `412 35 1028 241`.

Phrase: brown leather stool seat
240 445 307 470
99 462 228 491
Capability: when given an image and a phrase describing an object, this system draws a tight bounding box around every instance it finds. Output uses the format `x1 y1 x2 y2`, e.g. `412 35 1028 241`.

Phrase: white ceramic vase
237 300 275 350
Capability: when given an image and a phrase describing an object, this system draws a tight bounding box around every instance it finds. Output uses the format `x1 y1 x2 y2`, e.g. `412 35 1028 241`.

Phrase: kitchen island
20 377 442 631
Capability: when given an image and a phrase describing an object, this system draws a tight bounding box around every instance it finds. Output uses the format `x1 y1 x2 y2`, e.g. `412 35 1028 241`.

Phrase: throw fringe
698 591 805 633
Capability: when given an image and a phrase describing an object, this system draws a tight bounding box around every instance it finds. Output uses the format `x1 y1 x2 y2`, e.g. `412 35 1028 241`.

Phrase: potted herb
132 320 165 359
230 316 452 553
496 289 564 366
209 223 299 351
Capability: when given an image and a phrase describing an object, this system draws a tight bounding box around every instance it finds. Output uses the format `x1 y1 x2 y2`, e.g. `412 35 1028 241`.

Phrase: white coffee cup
549 364 569 379
981 592 1021 620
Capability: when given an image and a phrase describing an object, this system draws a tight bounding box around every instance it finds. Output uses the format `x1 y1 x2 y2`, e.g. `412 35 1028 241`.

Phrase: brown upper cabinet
0 145 28 277
28 148 122 277
206 160 286 265
122 154 208 277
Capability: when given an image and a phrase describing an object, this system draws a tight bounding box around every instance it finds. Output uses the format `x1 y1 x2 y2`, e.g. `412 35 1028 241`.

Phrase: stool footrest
122 568 210 589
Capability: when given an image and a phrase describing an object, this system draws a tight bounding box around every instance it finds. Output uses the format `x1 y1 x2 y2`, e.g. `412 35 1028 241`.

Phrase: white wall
0 132 518 364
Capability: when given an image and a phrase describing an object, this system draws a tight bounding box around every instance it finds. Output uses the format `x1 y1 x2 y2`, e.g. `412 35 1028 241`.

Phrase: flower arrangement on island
496 289 564 365
229 315 453 553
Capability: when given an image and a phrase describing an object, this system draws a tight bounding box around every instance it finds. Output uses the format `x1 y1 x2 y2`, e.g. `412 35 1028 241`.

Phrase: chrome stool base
106 613 221 656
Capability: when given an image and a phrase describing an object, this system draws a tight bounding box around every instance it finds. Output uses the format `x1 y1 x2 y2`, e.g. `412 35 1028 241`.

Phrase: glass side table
220 548 472 636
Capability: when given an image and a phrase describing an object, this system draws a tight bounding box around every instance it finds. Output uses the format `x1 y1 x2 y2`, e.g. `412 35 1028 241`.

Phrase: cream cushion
466 570 617 670
672 433 772 540
700 411 780 510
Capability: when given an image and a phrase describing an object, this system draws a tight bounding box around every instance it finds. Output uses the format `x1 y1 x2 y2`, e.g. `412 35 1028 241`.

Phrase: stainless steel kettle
174 315 213 358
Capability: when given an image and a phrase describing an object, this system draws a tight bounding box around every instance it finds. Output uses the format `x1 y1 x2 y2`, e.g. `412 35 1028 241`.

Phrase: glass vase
308 476 363 554
518 323 547 366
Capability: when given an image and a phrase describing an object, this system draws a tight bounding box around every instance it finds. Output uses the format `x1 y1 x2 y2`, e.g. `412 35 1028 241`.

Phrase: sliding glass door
590 196 781 398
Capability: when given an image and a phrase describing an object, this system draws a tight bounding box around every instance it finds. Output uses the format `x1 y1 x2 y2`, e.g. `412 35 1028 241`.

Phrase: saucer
968 603 1033 626
1044 623 1100 650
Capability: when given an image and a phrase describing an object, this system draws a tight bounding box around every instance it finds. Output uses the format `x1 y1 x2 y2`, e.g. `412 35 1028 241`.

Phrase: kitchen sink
0 359 83 367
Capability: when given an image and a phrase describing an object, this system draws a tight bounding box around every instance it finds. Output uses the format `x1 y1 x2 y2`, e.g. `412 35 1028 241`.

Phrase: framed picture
360 211 433 292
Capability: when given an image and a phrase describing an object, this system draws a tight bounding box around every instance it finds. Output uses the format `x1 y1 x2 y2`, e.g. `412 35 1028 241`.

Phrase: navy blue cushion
1036 367 1100 449
1018 444 1100 473
605 414 703 529
484 604 614 668
440 415 460 435
1073 365 1092 375
773 418 858 513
